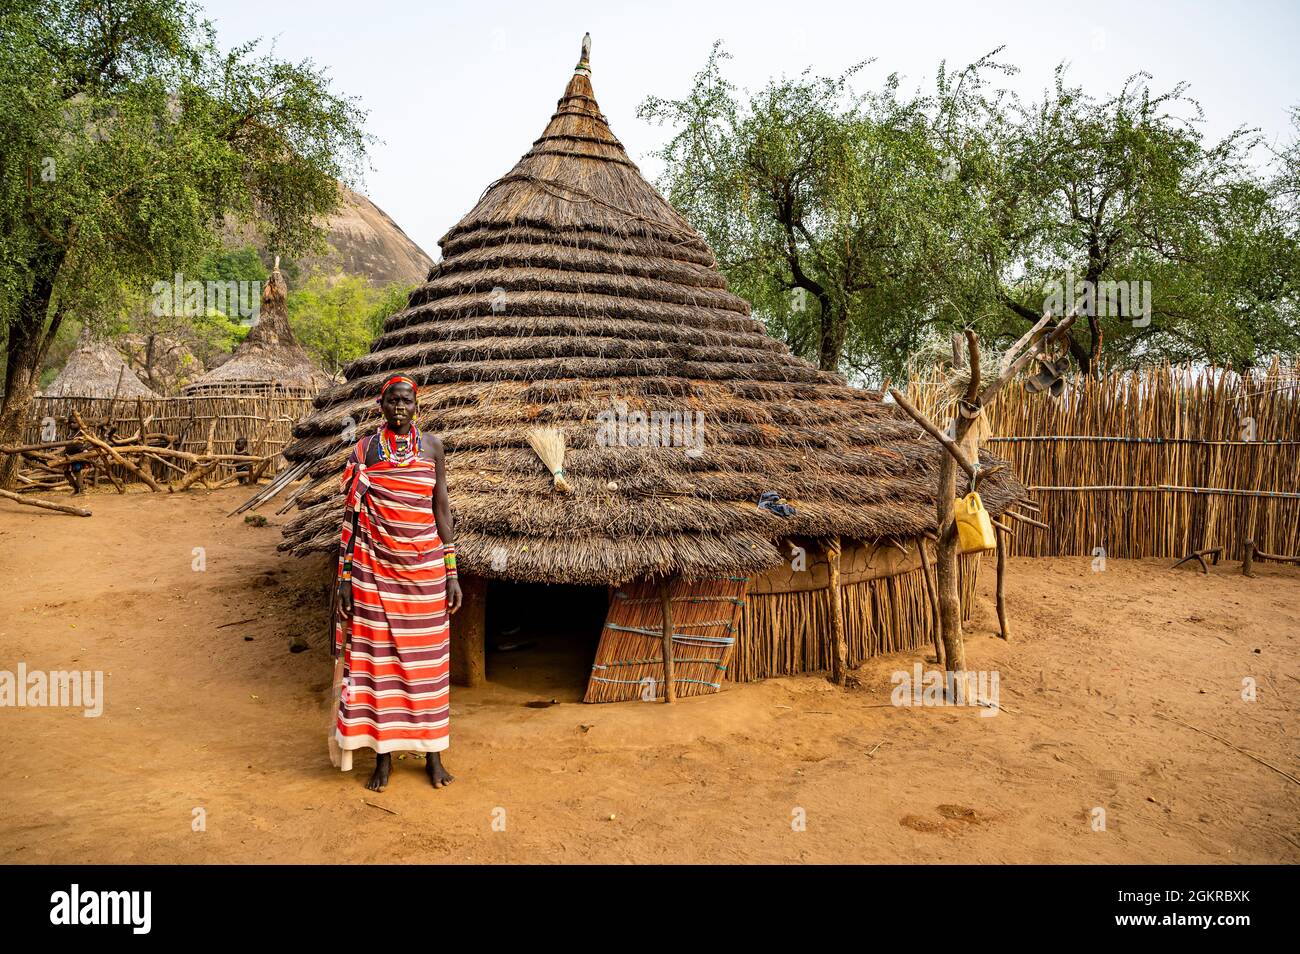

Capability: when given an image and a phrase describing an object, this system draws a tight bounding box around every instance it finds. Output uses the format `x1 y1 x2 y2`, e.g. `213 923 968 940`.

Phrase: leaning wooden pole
660 578 676 704
0 487 91 517
827 536 848 685
73 411 162 491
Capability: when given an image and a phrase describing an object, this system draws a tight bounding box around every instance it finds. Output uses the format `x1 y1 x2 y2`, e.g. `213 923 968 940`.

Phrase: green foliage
288 275 413 373
645 46 1299 379
642 45 990 379
0 0 370 415
194 246 269 288
976 70 1297 372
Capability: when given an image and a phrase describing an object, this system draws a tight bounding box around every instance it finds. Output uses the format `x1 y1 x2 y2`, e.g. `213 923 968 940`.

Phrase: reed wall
732 546 980 682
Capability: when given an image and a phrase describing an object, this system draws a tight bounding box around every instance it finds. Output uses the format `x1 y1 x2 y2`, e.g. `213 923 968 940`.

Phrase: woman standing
333 375 462 791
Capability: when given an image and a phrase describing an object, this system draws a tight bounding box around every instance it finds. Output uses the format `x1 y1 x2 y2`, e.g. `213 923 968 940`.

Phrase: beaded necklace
376 424 422 466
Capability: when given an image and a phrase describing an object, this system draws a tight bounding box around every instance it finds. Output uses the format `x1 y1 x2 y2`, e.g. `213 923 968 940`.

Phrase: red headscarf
378 374 418 403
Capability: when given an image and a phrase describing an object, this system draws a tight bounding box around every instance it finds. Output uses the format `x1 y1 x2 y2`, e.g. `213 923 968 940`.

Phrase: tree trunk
0 285 58 489
816 297 844 373
144 334 158 391
935 363 982 678
1067 333 1092 376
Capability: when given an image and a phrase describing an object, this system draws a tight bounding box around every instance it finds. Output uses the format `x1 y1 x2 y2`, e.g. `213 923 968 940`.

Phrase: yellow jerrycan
954 491 997 553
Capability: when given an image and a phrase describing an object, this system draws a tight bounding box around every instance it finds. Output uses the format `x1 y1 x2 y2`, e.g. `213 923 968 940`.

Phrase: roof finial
273 254 281 272
575 32 591 76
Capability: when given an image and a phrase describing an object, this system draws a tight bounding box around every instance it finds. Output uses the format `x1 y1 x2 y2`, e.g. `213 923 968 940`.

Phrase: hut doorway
483 581 608 701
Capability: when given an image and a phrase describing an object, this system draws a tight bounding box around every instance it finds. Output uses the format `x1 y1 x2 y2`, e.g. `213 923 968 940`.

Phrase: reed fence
907 360 1300 560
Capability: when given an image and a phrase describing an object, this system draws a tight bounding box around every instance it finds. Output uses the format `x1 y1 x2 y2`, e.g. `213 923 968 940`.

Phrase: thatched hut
43 330 159 399
275 37 1025 700
183 261 334 398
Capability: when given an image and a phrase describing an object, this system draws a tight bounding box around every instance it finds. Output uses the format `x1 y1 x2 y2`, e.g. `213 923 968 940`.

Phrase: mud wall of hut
732 539 980 682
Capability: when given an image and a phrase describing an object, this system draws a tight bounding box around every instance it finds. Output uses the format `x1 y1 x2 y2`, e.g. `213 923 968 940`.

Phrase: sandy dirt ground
1 485 1296 864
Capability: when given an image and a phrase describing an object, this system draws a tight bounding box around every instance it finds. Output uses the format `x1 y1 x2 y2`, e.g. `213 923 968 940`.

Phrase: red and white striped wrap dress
334 437 450 756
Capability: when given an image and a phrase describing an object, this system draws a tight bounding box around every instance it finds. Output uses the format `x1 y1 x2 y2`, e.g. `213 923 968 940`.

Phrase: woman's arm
427 433 462 614
334 442 369 624
335 508 360 623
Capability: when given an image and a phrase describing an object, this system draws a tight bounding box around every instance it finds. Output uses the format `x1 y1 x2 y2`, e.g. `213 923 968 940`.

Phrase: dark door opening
484 581 608 701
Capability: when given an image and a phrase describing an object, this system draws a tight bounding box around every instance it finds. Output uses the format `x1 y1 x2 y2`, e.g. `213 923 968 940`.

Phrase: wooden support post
660 578 676 703
995 526 1011 641
1242 540 1255 578
935 508 965 672
450 573 487 688
919 537 944 668
827 536 848 685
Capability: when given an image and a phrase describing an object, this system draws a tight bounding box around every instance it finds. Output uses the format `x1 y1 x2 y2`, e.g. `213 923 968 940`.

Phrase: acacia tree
972 71 1295 373
1273 107 1300 220
645 48 1297 379
0 0 368 484
640 44 989 379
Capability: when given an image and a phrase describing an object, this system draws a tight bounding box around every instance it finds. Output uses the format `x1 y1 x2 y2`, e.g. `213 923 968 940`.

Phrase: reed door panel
583 577 748 703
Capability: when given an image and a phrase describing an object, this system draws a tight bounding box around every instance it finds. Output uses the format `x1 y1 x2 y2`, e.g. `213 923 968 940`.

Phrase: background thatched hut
42 330 158 399
275 38 1025 700
183 262 335 398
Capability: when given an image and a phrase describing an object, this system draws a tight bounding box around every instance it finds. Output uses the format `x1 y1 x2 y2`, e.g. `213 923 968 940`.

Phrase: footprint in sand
899 804 989 834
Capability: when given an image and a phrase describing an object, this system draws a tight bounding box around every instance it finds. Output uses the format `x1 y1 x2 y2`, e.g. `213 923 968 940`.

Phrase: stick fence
24 394 314 482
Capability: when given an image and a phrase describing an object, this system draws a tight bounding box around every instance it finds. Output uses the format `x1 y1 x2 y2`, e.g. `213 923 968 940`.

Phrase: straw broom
526 427 572 493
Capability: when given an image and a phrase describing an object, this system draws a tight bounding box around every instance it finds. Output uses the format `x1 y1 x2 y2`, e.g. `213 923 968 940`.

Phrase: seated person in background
233 436 253 484
64 417 87 495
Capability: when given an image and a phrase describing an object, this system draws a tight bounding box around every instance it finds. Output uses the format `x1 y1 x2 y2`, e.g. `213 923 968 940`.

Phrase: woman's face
381 383 417 430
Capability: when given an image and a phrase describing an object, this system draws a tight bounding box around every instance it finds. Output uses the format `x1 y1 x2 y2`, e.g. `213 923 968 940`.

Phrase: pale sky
204 0 1300 260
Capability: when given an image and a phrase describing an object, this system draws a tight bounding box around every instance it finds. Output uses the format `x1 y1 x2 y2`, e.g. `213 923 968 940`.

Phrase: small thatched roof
43 330 159 399
276 36 1024 582
183 262 334 397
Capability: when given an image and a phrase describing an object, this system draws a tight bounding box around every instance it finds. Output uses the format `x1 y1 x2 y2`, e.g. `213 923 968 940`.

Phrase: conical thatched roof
183 262 335 397
276 37 1024 582
43 330 158 399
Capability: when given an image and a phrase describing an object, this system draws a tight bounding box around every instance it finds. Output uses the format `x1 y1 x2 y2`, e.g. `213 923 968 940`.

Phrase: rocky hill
226 182 433 287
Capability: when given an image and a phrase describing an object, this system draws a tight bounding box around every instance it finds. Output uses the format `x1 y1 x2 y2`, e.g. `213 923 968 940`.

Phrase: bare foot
366 752 392 791
426 752 454 789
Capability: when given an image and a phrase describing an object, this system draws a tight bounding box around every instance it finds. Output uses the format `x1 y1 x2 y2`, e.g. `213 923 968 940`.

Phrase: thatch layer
277 42 1024 582
43 331 158 399
184 265 335 397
